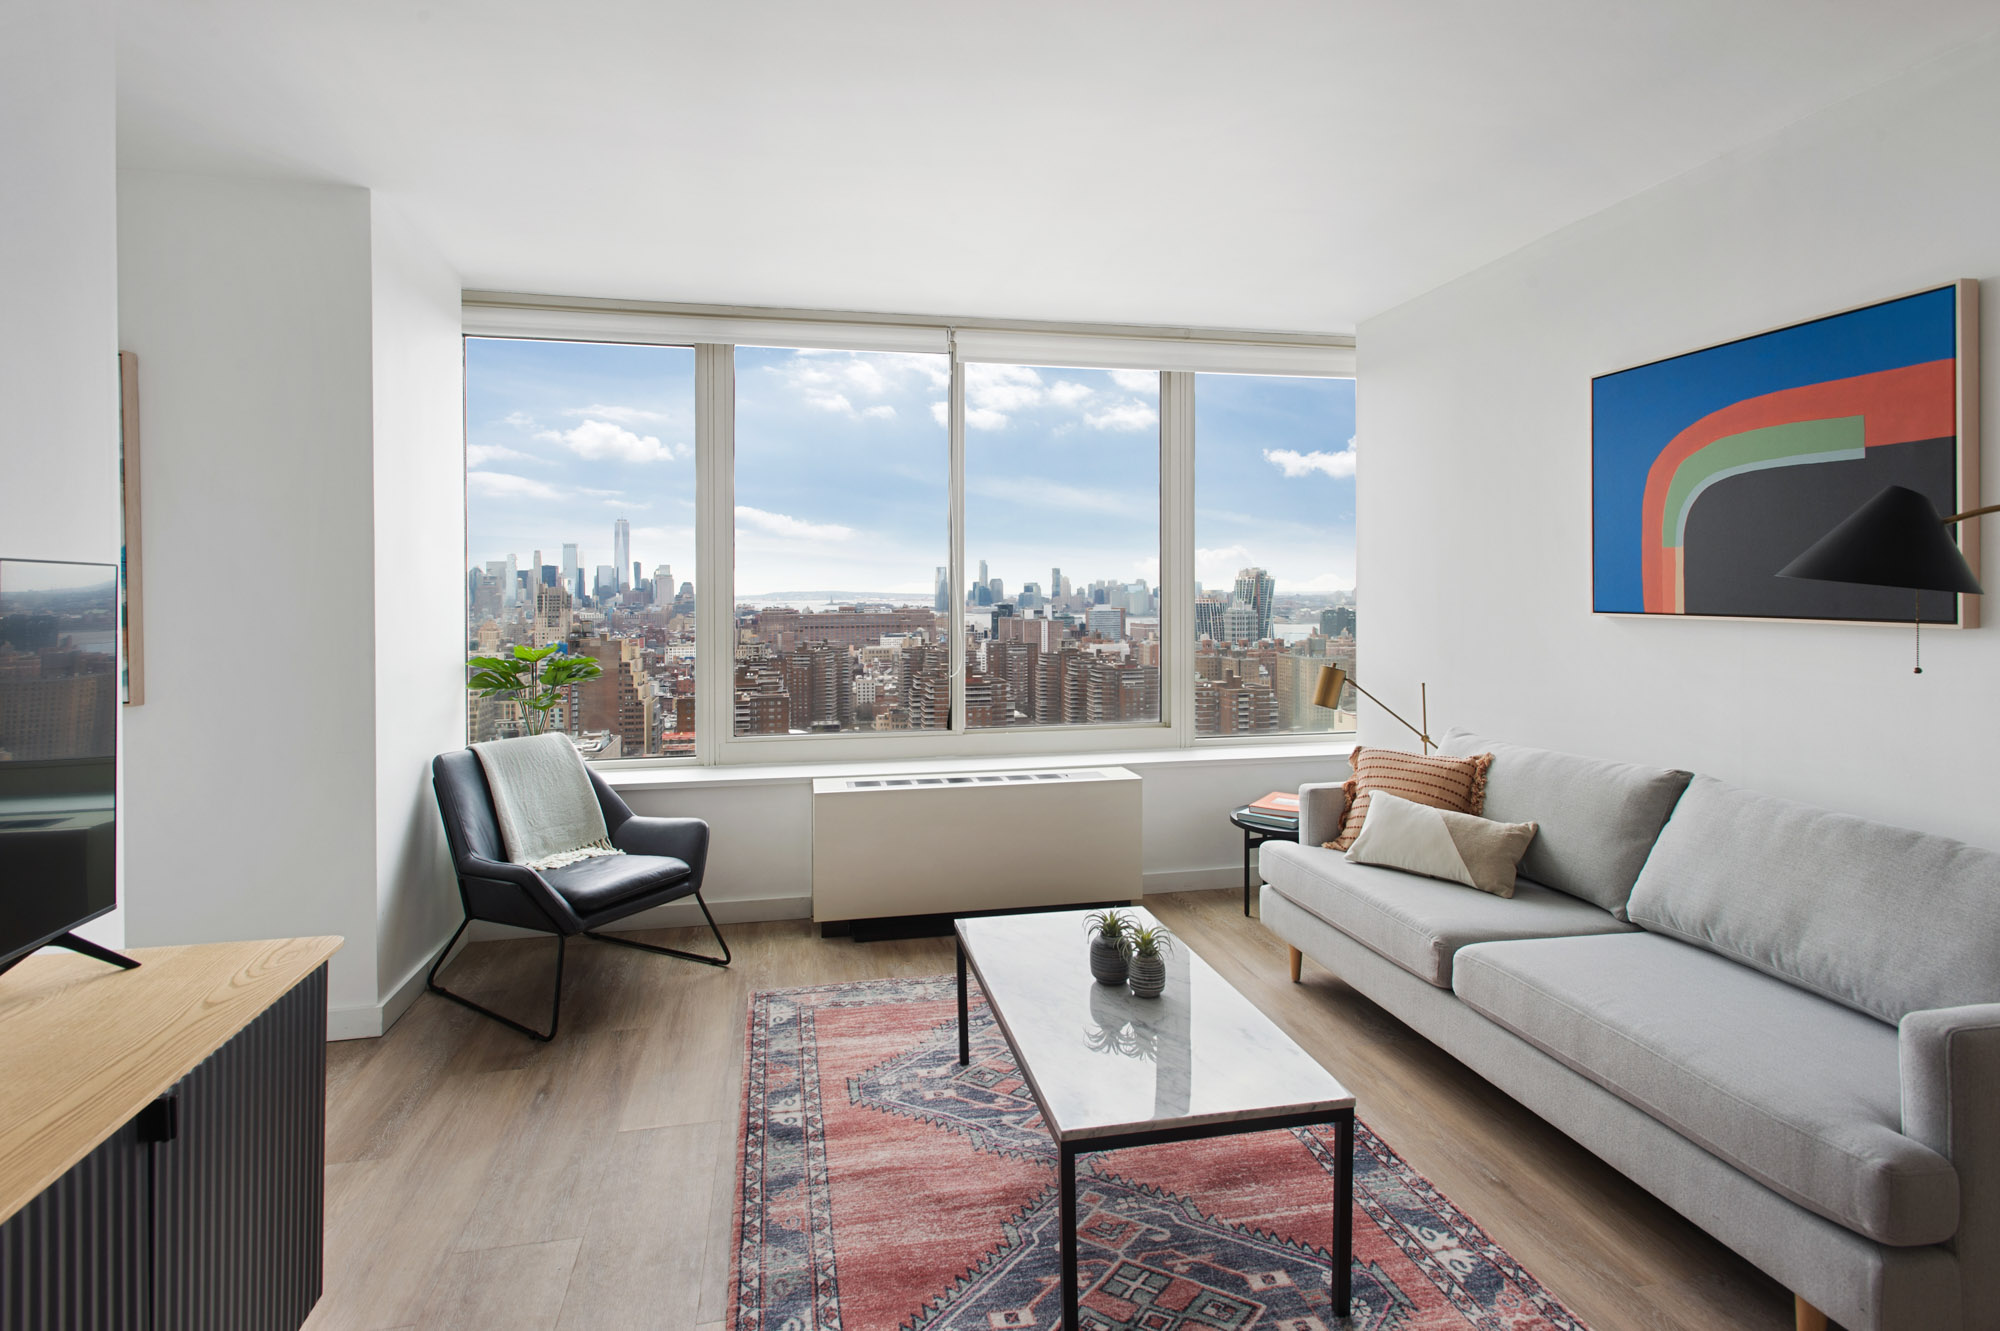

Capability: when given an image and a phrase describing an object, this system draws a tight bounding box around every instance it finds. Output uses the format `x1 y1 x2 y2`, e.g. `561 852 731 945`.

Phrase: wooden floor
308 891 1798 1331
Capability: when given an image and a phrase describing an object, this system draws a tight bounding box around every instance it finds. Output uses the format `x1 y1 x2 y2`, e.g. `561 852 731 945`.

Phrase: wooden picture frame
119 351 144 705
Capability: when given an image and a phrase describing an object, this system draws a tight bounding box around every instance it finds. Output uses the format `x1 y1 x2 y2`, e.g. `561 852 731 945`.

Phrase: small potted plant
1126 923 1173 999
1083 909 1132 986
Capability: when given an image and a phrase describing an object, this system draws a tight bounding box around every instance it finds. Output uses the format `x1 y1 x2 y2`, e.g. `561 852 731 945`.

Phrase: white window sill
600 737 1355 792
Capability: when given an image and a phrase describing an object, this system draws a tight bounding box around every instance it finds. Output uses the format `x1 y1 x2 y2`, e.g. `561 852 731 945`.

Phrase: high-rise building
1233 567 1276 641
978 559 988 588
531 583 573 647
1320 605 1356 638
1050 567 1061 602
1194 592 1228 641
562 544 579 599
1222 602 1260 643
594 565 618 600
505 554 518 606
934 565 949 613
613 519 631 591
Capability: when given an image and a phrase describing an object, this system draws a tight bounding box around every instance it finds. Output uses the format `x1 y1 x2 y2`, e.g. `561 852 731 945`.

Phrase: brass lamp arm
1944 503 2000 525
1346 679 1433 754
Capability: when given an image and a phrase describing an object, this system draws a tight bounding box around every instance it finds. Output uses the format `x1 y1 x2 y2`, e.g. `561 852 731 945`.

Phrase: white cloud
965 407 1010 431
1085 401 1158 432
1264 439 1356 479
1048 380 1093 406
540 418 689 463
466 443 540 467
736 505 856 542
1108 369 1159 392
930 401 949 427
466 471 564 501
563 403 680 427
965 363 1045 415
501 410 537 429
766 350 949 418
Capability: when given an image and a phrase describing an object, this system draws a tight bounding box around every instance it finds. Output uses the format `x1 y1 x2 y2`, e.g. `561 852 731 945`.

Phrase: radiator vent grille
833 768 1114 792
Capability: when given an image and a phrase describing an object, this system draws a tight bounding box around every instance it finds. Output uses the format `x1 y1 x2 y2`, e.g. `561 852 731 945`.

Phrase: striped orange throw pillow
1327 745 1492 851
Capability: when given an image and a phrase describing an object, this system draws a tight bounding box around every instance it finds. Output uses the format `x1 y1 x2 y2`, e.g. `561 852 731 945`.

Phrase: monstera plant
466 643 602 737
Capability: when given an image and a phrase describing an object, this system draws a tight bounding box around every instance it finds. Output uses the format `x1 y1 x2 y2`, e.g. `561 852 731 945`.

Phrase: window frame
461 298 1355 769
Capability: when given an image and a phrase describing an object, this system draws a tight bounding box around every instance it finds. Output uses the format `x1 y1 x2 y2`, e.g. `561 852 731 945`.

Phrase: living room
5 4 1999 1330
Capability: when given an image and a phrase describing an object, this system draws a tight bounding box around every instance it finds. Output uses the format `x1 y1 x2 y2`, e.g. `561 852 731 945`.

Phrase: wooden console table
0 936 341 1330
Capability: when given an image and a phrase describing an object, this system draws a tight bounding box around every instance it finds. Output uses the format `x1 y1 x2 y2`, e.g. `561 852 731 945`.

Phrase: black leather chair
429 749 729 1040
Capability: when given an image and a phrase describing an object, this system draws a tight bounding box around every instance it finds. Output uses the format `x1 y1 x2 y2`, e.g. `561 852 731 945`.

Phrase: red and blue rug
729 975 1590 1330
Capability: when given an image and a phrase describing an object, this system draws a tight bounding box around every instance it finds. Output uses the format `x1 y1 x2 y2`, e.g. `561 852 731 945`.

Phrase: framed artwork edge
1588 278 1981 630
119 350 145 705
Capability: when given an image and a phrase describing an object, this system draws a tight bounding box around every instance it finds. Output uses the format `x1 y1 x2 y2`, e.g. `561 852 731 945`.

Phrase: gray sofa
1258 728 2000 1331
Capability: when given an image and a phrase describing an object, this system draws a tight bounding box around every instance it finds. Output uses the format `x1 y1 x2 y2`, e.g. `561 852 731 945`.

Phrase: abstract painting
1593 282 1978 623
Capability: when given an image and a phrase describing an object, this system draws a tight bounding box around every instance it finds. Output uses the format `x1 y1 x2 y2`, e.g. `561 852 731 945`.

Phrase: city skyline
463 340 1357 598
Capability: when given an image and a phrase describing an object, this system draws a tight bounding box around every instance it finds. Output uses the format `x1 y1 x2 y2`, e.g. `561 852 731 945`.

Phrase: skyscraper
1051 567 1061 603
1233 567 1276 641
613 519 631 591
933 566 949 613
562 543 579 599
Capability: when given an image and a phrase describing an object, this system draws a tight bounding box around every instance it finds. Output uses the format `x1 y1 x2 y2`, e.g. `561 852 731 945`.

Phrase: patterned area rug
729 975 1590 1330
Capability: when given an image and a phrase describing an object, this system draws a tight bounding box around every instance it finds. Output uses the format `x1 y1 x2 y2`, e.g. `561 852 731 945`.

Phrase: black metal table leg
1334 1108 1354 1320
1060 1142 1079 1330
957 936 969 1066
1243 828 1254 916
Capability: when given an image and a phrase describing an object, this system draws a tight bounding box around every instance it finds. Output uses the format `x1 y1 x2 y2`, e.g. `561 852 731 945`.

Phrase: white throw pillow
1345 790 1538 898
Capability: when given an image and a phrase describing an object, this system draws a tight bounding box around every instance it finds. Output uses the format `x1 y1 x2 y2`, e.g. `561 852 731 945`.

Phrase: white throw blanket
471 733 625 871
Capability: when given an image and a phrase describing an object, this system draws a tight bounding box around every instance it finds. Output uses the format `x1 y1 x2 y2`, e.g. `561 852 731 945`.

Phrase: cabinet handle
136 1093 179 1144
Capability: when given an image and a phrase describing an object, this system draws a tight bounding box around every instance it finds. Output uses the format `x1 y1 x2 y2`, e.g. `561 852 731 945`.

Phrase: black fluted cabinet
0 965 328 1331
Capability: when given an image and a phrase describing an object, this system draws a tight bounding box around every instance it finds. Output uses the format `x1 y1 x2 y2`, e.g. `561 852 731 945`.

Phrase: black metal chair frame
428 754 730 1042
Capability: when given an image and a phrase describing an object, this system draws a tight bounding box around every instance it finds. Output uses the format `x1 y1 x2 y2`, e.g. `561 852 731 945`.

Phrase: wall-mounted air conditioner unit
810 766 1141 923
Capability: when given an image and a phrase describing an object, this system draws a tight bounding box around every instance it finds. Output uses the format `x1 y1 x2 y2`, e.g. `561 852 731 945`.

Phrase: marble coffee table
955 906 1356 1329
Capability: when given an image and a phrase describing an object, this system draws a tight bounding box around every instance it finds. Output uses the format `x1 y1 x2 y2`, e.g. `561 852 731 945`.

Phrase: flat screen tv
0 558 128 979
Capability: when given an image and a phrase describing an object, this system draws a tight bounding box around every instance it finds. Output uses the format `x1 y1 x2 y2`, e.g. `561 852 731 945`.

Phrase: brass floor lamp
1313 664 1434 753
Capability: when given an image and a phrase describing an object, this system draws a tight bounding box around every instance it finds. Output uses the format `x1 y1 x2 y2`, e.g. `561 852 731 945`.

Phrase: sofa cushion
1437 729 1689 918
1628 775 2000 1024
1453 932 1958 1246
1260 840 1634 987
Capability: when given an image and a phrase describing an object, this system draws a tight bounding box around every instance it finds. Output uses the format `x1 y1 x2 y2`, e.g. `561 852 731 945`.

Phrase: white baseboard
325 946 438 1041
1142 865 1239 894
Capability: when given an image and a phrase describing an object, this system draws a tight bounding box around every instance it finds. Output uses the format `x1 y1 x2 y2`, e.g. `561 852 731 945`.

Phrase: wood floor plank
555 1122 719 1330
415 1238 581 1331
312 899 1802 1331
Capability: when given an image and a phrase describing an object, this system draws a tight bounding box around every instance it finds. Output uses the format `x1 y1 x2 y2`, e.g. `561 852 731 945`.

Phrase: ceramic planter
1128 953 1166 998
1089 936 1129 985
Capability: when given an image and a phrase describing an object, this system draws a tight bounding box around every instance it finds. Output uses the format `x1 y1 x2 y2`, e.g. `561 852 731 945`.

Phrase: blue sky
465 339 1356 599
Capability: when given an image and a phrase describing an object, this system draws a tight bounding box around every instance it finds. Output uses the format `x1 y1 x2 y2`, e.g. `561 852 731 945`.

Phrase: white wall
1356 36 2000 848
1 0 118 565
368 197 468 1026
3 0 122 950
117 172 384 1014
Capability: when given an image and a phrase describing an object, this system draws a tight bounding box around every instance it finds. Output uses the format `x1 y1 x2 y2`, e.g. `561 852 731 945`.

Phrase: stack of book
1236 791 1300 833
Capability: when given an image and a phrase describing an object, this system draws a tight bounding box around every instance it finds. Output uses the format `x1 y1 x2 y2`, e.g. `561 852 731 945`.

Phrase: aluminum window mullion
693 344 734 764
1161 371 1196 746
948 333 967 734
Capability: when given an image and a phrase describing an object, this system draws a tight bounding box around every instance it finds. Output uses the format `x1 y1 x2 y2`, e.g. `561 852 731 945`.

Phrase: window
463 337 697 758
731 347 950 735
1192 373 1356 735
461 302 1353 765
962 365 1162 729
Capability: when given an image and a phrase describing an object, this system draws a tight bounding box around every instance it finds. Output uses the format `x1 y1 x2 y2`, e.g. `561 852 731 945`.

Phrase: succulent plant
1083 909 1133 945
1126 923 1173 960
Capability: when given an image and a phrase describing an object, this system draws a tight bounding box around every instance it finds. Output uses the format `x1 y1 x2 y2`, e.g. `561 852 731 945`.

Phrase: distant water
738 594 933 611
63 630 117 656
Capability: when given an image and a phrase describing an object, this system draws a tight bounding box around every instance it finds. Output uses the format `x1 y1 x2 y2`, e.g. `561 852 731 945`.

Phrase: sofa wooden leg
1795 1295 1827 1331
1288 945 1302 984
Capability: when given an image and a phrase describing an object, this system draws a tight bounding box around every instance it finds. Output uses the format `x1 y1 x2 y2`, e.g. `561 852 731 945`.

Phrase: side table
1230 807 1300 917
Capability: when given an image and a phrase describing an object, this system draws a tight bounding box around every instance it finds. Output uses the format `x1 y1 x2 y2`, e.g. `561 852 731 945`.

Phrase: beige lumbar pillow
1345 790 1538 898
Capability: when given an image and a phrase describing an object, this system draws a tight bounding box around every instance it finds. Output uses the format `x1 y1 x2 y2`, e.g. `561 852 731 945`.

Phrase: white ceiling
116 1 1999 334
